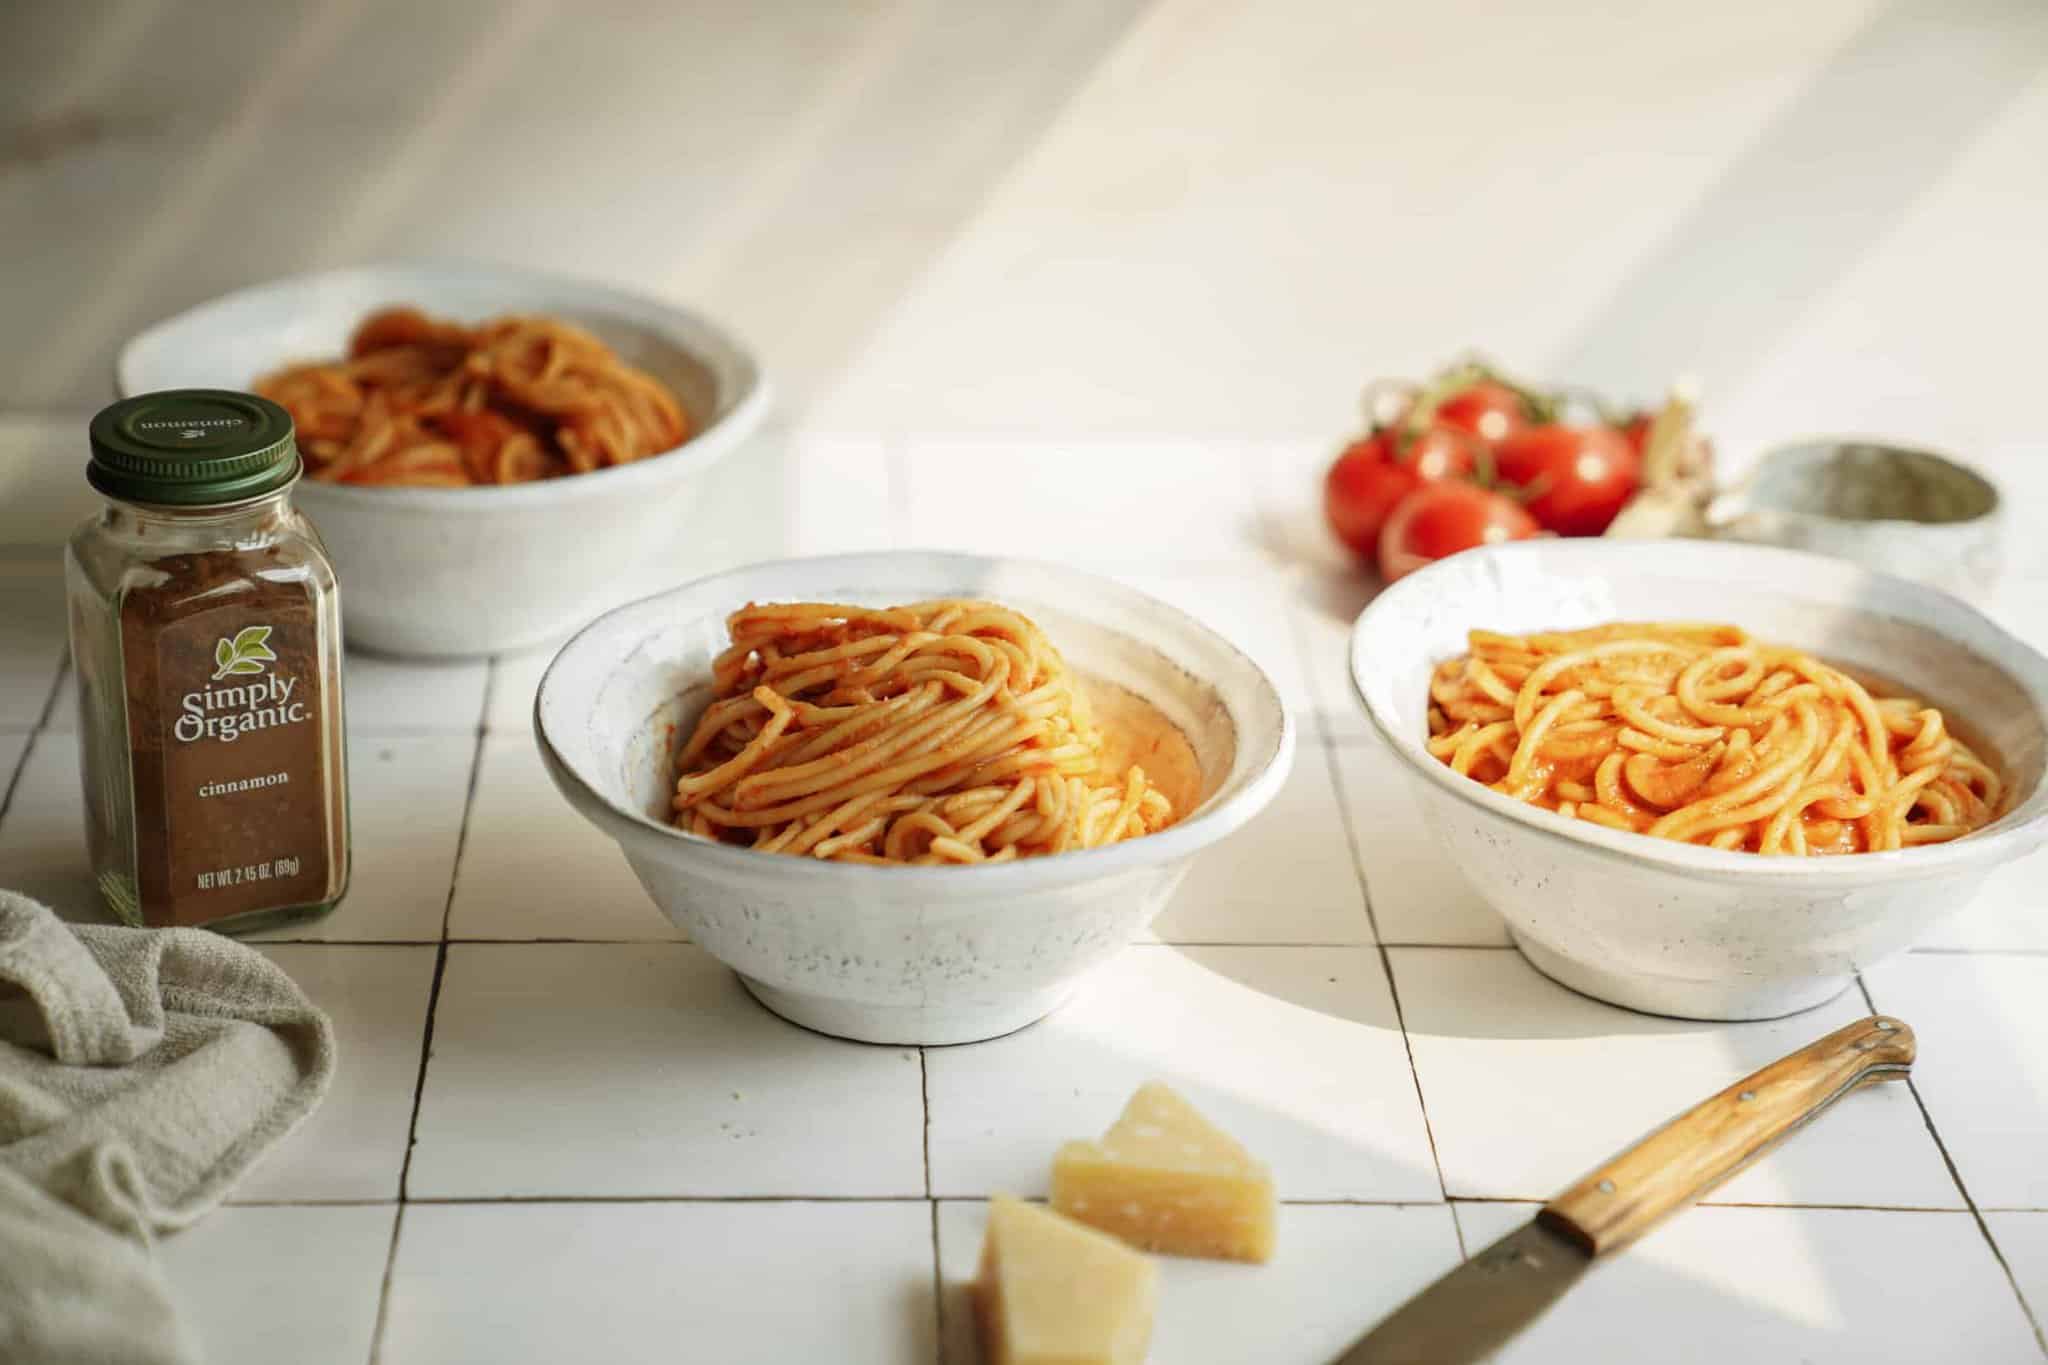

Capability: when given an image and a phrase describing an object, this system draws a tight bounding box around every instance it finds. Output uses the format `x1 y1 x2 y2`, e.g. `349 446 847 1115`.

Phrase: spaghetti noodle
1426 622 2001 855
255 307 689 487
670 600 1176 863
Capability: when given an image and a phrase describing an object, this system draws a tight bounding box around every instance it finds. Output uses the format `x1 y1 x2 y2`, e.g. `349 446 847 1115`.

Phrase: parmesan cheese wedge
974 1194 1157 1365
1051 1082 1277 1263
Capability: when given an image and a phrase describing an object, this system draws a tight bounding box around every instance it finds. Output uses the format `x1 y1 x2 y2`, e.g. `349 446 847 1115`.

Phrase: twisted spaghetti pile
255 306 688 487
1426 623 2001 855
670 600 1174 863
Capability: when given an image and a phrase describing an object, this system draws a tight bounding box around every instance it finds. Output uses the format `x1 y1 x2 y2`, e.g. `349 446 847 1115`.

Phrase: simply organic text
175 675 307 743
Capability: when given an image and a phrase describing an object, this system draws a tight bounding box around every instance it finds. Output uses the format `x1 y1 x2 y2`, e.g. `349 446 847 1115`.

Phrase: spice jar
65 390 350 933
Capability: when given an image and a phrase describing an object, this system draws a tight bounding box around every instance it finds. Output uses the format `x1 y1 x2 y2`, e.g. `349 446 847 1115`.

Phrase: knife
1333 1013 1916 1364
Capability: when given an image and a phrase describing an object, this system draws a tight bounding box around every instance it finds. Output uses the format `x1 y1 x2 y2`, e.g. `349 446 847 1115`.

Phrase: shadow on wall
0 0 1165 414
1557 0 2048 401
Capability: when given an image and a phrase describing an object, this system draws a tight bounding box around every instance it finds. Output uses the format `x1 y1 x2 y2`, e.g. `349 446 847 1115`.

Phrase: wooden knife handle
1538 1014 1914 1257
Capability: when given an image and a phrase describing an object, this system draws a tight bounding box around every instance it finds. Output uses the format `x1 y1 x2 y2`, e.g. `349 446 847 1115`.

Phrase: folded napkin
0 891 336 1365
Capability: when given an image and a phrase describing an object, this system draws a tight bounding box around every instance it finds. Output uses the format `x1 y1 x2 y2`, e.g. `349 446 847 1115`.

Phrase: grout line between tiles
927 1200 945 1365
1377 941 1517 952
404 1193 932 1206
918 1049 933 1198
254 935 681 946
918 1047 940 1360
365 1203 406 1365
1316 712 1464 1252
391 941 451 1197
442 658 499 939
0 652 67 826
930 1195 1456 1209
32 653 69 731
215 1191 2008 1212
226 1197 399 1208
0 728 37 830
368 661 492 1365
1315 724 1385 951
239 941 1523 949
1276 568 1358 810
251 940 451 953
1378 943 1462 1256
1856 976 2048 1353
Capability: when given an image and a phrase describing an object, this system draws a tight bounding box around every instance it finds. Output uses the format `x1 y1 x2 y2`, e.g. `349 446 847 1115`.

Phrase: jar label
123 602 334 926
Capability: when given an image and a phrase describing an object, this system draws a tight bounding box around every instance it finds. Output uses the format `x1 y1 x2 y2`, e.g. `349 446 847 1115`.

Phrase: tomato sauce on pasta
255 306 688 487
1426 623 2001 854
670 600 1180 863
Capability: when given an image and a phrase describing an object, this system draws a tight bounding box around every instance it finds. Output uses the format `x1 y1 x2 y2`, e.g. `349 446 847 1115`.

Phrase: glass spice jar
65 390 350 934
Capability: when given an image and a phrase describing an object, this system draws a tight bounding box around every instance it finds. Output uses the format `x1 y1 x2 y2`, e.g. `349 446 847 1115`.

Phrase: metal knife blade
1330 1216 1588 1365
1329 1014 1915 1364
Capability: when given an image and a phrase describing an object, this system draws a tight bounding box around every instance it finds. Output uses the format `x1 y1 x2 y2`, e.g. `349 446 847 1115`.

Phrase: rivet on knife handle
1537 1015 1915 1257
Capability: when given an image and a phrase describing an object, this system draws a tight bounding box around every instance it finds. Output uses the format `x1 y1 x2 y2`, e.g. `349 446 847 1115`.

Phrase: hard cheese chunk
1051 1082 1277 1263
974 1194 1157 1365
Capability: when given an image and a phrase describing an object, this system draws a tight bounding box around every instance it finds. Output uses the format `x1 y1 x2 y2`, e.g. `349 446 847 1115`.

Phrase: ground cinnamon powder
68 390 350 933
118 544 341 925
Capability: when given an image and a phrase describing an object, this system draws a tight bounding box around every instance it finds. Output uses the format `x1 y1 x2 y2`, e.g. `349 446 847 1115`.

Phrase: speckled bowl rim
537 551 1298 891
1710 436 2003 531
114 259 772 510
1349 537 2048 886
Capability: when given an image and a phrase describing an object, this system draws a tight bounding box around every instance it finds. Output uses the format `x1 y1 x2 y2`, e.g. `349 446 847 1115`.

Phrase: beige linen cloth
0 890 336 1364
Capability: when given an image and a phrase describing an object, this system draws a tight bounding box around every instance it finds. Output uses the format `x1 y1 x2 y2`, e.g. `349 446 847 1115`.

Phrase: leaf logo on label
212 625 278 680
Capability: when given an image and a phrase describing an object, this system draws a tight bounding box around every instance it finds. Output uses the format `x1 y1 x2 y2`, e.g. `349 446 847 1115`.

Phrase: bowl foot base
1511 934 1854 1021
737 974 1079 1046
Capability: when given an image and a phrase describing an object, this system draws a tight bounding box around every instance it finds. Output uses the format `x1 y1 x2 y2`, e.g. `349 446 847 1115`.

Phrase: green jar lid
88 390 300 506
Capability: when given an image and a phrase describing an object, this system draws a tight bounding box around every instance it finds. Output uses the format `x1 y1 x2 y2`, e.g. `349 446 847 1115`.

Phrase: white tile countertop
3 422 2047 1364
8 2 2048 1355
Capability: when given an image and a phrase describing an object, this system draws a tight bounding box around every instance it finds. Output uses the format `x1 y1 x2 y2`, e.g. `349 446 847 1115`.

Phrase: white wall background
4 0 2045 473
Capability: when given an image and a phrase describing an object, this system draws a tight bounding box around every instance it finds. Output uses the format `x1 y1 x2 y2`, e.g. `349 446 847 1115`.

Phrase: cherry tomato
1377 481 1539 581
1492 425 1641 537
1323 429 1475 559
1621 412 1652 456
1433 381 1529 444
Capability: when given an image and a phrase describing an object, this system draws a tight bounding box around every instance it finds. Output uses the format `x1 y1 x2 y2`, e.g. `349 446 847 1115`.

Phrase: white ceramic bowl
1707 438 2004 600
117 262 770 657
1350 538 2048 1020
536 552 1294 1045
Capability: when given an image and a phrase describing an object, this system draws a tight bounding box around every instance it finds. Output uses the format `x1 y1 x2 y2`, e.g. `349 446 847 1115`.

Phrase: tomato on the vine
1323 428 1474 558
1432 381 1529 444
1621 412 1652 456
1377 481 1539 582
1493 425 1641 537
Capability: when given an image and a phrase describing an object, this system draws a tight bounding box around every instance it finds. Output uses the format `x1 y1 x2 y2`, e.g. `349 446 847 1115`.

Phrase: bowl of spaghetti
117 262 769 657
1349 537 2048 1020
535 552 1295 1044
